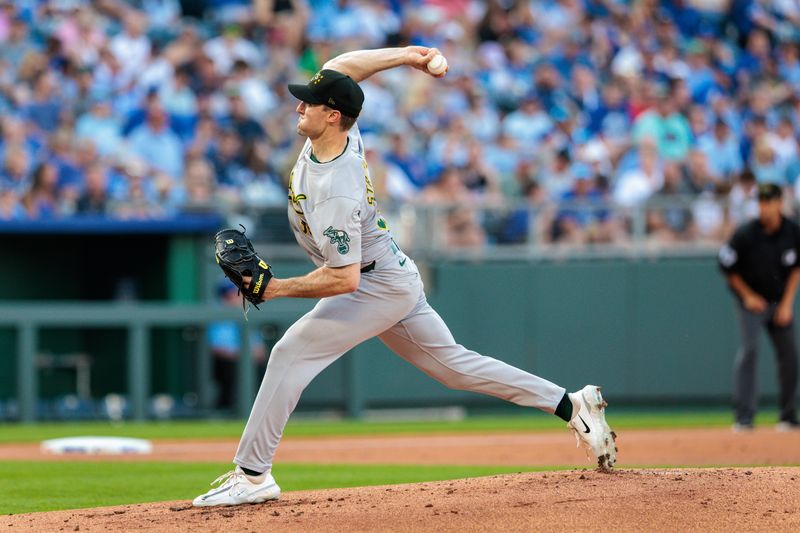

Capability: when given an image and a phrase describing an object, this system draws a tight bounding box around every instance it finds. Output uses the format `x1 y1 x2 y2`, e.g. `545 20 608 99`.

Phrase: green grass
0 410 791 515
0 461 556 514
0 409 763 443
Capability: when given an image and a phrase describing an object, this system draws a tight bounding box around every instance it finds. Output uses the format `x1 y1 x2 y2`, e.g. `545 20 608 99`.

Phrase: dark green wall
0 234 190 402
298 257 781 408
0 247 793 409
0 235 171 301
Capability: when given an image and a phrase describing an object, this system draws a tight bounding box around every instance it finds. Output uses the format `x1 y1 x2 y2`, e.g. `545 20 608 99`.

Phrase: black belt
360 260 376 273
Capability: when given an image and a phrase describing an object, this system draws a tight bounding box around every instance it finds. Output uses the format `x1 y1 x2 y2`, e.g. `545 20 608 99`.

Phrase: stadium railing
237 196 745 261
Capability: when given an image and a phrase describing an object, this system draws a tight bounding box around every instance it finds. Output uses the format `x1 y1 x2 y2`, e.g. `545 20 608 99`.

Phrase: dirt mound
4 468 798 532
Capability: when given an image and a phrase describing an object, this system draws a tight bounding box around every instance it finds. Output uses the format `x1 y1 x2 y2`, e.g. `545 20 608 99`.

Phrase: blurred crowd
0 0 799 248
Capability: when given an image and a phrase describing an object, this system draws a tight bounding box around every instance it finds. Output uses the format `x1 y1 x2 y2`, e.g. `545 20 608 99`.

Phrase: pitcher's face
296 101 333 139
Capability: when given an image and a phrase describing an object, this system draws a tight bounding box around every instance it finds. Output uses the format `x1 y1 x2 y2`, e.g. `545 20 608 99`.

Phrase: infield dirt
2 427 800 531
2 468 799 532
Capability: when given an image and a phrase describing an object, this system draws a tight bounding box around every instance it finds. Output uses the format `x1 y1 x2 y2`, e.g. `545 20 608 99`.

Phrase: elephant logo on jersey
324 226 350 255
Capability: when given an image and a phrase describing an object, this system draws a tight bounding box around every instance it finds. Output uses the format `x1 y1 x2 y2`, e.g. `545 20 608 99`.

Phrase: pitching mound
4 467 798 532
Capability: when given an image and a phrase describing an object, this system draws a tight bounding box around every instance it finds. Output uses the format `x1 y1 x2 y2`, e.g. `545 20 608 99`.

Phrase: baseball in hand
427 54 448 75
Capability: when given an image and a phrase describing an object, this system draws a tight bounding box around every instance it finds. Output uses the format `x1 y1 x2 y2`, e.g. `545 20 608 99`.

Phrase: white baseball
427 54 448 75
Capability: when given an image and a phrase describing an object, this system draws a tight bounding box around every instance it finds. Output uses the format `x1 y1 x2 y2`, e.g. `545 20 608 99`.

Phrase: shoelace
210 469 242 488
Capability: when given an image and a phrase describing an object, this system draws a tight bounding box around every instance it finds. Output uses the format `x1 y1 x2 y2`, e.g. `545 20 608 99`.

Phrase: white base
41 436 153 455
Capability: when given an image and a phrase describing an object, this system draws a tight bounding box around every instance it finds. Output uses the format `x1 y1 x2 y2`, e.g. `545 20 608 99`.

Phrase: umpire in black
718 182 799 431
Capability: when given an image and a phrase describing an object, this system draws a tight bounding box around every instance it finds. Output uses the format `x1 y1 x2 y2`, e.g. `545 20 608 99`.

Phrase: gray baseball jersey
234 126 565 473
287 127 409 273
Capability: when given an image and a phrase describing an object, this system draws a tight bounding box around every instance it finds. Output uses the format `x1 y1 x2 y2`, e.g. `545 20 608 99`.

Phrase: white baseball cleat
567 385 618 471
192 466 280 507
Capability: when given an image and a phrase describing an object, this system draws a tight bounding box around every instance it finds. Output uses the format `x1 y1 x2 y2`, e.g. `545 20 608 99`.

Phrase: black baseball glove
214 226 273 309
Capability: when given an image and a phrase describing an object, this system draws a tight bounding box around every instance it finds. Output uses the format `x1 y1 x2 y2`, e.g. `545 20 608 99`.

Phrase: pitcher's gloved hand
214 226 272 308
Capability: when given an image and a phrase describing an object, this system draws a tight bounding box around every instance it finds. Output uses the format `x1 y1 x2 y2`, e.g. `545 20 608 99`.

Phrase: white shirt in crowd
110 31 151 80
613 167 664 207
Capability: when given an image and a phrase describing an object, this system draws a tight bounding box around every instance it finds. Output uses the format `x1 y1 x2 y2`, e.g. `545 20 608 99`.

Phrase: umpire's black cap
288 69 364 119
757 182 782 201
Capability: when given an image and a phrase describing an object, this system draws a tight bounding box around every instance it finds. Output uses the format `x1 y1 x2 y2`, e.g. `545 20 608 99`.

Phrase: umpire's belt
360 260 376 273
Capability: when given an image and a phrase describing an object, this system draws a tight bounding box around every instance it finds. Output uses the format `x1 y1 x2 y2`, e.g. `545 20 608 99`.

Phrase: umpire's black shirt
719 216 800 304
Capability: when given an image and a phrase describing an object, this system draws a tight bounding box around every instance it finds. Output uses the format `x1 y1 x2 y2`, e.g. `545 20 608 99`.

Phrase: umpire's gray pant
734 304 798 424
233 271 565 473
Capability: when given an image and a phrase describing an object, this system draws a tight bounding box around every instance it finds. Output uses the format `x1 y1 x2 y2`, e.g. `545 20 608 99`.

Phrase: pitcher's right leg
378 292 616 469
377 294 564 412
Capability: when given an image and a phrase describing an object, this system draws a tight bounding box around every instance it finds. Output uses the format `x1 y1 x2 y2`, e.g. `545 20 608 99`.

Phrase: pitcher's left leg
194 277 419 507
235 281 419 473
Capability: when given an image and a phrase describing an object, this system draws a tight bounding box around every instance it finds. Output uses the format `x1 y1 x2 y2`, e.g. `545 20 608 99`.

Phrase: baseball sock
554 392 573 422
241 467 264 477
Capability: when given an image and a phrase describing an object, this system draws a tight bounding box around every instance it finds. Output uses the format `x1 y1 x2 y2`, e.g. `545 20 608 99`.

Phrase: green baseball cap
288 69 364 119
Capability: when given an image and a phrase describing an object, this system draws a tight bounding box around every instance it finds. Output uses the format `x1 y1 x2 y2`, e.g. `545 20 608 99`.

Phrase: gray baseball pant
734 303 799 425
233 272 565 473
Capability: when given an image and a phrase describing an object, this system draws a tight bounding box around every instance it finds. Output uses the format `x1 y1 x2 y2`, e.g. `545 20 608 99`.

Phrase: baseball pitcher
195 46 617 507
